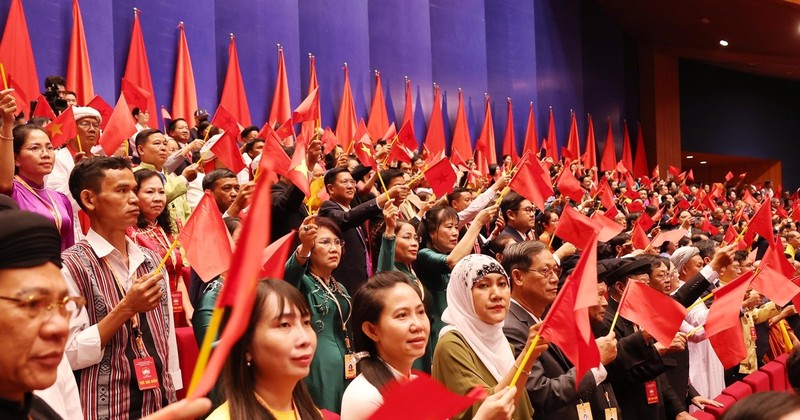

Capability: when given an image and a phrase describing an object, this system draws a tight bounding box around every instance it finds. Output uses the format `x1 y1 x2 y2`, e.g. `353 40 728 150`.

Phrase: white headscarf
670 246 700 273
440 254 515 382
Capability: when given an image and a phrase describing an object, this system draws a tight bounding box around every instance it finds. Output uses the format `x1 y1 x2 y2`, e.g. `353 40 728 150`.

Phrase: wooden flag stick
780 320 794 351
76 134 84 154
153 236 181 274
0 63 7 90
187 307 226 395
686 292 714 312
196 125 214 165
509 333 541 386
686 324 704 338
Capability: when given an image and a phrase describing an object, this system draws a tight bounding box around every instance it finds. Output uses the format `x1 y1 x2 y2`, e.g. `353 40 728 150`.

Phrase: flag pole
779 320 794 351
608 281 633 333
76 134 84 154
686 292 714 312
196 124 215 165
153 236 181 274
0 63 7 90
509 333 541 386
685 324 704 338
187 306 226 395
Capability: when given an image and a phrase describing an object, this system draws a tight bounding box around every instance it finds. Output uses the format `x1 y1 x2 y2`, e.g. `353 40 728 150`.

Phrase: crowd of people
4 78 800 420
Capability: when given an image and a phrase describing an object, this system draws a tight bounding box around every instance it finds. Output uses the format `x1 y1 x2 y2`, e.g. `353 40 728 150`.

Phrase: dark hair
28 116 50 127
134 128 162 148
240 125 259 139
410 153 423 165
12 124 48 155
446 188 470 208
223 217 241 235
243 138 265 155
323 167 351 189
313 217 342 240
377 169 404 193
417 205 458 250
500 191 526 220
203 168 237 191
133 170 172 233
44 75 66 89
222 279 322 420
352 272 423 393
131 107 141 117
534 209 558 238
721 392 800 420
636 254 669 276
788 348 800 392
167 118 187 134
694 239 717 261
68 157 132 212
609 233 631 254
485 234 517 258
501 240 548 276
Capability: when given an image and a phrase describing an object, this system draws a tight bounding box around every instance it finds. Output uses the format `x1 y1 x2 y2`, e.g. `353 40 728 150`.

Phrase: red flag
319 127 337 155
367 71 389 141
701 217 720 236
626 200 644 214
87 95 113 130
336 64 358 152
540 238 601 385
209 105 246 172
565 112 580 162
600 118 616 172
502 98 518 164
450 89 472 166
401 77 415 149
368 372 486 420
354 132 377 169
171 22 198 128
259 231 297 279
475 95 497 167
178 192 232 281
188 166 273 398
66 0 93 105
687 169 695 182
424 85 446 158
292 86 320 124
652 165 660 180
582 114 597 172
509 155 554 212
630 223 650 250
667 165 681 177
0 0 39 109
31 95 56 121
650 229 688 248
397 120 418 152
120 78 150 113
621 121 633 172
553 205 599 249
632 123 648 178
6 76 29 118
98 94 137 156
749 204 775 244
219 35 251 126
382 123 397 143
742 189 757 207
123 10 156 128
590 211 625 242
595 180 615 210
705 270 755 368
522 101 538 159
287 132 311 196
556 168 584 203
618 281 688 346
161 107 171 122
387 140 414 164
424 157 457 197
307 55 321 124
44 107 78 148
636 212 655 232
754 247 800 306
268 47 291 126
725 171 734 182
544 107 558 161
259 136 290 177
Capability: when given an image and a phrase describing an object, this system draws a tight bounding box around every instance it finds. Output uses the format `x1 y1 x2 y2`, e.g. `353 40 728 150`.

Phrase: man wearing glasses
501 240 619 420
499 192 537 242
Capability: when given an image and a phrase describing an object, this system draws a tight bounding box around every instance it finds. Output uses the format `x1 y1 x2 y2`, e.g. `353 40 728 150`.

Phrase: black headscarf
0 210 62 269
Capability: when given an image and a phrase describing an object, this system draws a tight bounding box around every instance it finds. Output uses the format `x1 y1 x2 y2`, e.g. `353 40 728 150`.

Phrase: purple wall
0 0 638 153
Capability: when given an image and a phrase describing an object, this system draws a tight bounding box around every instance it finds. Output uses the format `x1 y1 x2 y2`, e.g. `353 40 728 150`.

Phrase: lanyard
147 223 176 268
100 257 148 357
311 273 352 351
253 393 300 420
15 176 63 233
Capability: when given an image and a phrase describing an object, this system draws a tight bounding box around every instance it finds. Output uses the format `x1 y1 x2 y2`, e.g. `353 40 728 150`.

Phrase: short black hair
240 125 259 139
501 240 548 275
500 191 526 220
446 188 470 207
69 157 132 212
242 138 265 154
44 75 66 89
203 169 237 191
324 167 351 188
135 129 162 148
378 169 404 193
167 118 187 134
132 107 141 117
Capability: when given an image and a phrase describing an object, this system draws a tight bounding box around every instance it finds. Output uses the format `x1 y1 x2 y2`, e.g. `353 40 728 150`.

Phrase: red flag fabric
44 107 77 148
397 120 418 152
652 165 660 180
753 247 800 306
632 123 648 178
31 95 56 121
540 239 601 385
286 133 311 196
161 107 171 122
749 204 775 244
556 168 584 203
307 55 321 125
219 35 251 126
123 10 156 128
600 119 616 172
259 230 296 279
382 123 397 144
553 205 599 249
292 86 320 124
706 270 755 368
502 98 518 164
649 229 688 248
259 136 291 178
6 76 29 118
268 47 291 126
618 281 688 346
424 85 446 158
621 121 633 172
725 171 734 182
0 0 39 109
120 78 150 113
582 114 597 172
450 89 472 166
424 157 457 197
171 22 198 128
668 165 681 177
401 77 415 148
336 65 358 152
595 180 615 211
565 112 580 162
544 108 558 161
210 104 240 136
590 211 625 242
509 155 554 212
209 105 246 172
368 372 487 420
387 140 414 164
98 94 137 156
626 200 644 214
87 95 113 130
635 212 655 233
475 95 497 167
178 192 232 281
66 0 93 105
630 223 650 250
188 167 273 399
354 133 377 169
367 71 389 141
522 101 538 159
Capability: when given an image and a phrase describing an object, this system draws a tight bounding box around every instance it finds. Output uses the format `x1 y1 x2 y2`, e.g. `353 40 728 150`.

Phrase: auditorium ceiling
595 0 800 80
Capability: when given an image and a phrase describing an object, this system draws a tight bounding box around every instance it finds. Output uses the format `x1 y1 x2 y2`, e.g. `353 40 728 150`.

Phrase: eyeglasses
518 206 536 214
316 238 345 248
77 121 100 129
0 295 86 321
651 270 677 280
23 144 55 154
521 266 561 278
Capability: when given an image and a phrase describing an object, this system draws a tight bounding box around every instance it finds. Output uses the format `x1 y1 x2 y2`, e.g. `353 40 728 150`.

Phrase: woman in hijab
432 254 548 420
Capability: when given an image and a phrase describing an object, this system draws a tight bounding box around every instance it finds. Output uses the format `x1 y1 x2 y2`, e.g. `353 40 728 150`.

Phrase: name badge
134 357 160 391
576 402 593 420
645 380 659 404
344 353 357 380
604 407 618 420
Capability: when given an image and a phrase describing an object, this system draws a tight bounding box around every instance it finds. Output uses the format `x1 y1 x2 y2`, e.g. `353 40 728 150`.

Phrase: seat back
705 394 737 418
175 327 199 400
761 361 788 391
743 371 771 393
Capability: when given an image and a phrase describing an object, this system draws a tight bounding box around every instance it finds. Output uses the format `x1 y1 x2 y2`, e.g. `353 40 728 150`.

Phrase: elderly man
502 241 619 420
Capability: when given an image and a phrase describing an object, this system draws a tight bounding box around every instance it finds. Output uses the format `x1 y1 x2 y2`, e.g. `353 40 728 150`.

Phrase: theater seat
743 371 771 393
721 381 753 401
762 360 789 391
775 352 790 365
704 394 736 418
692 411 715 420
175 327 199 400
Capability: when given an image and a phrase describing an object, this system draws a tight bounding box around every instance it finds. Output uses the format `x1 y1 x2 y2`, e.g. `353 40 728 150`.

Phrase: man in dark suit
270 139 321 242
499 191 535 242
318 167 408 293
502 241 620 420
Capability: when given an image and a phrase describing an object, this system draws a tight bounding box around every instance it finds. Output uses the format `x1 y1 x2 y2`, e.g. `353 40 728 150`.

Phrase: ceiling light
700 161 707 164
719 40 729 47
686 155 694 159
